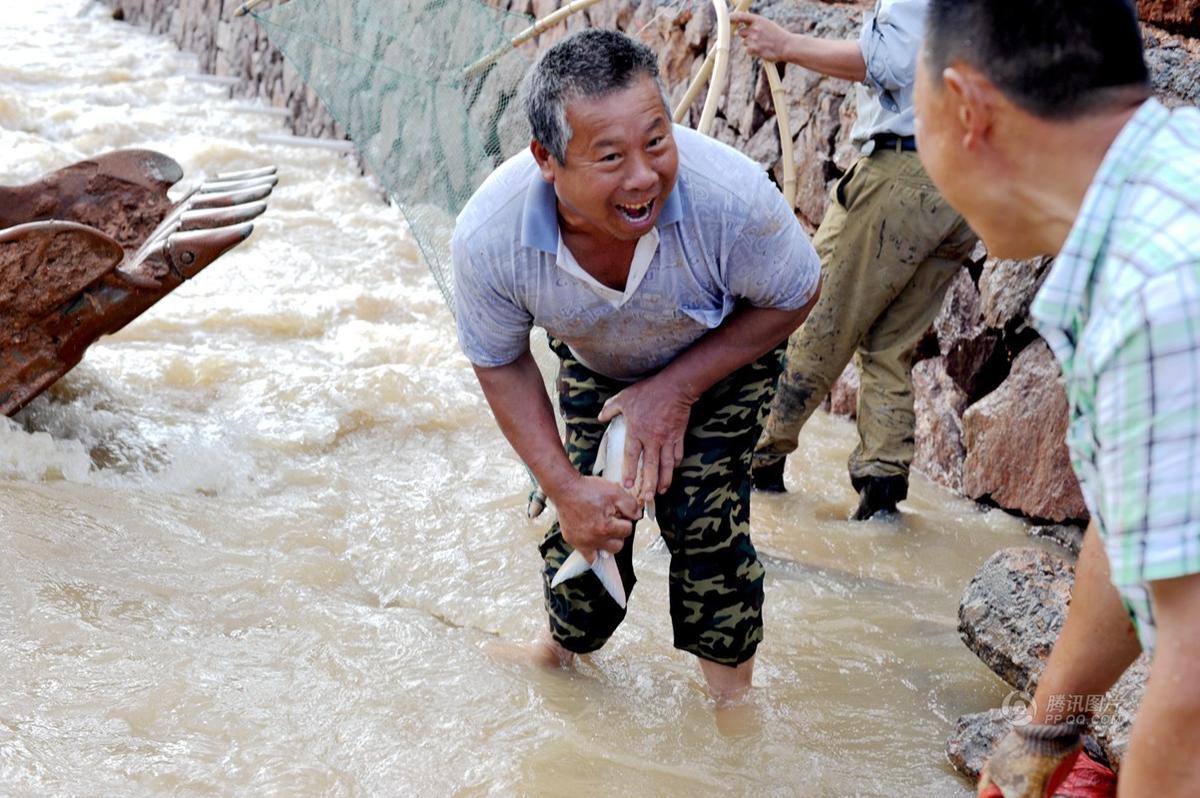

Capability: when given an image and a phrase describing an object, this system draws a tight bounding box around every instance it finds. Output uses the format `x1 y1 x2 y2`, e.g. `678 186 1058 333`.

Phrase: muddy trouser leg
540 337 633 654
755 153 925 466
846 154 979 488
541 337 785 664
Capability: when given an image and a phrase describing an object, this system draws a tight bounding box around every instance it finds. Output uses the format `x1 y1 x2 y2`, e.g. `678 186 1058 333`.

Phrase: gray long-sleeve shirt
849 0 927 148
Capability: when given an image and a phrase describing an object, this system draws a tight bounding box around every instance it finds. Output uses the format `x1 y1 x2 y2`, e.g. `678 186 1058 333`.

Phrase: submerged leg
656 345 784 699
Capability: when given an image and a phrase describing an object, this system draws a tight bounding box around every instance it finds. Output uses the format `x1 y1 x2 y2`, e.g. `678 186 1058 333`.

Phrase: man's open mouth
615 198 655 224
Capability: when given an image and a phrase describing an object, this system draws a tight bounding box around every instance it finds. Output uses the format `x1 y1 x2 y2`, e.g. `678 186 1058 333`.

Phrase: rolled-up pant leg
540 338 633 654
656 344 784 665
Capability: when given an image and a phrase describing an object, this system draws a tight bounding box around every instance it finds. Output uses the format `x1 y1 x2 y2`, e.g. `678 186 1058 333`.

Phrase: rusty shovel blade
166 223 255 280
179 200 268 231
213 165 278 181
198 174 278 194
189 184 275 209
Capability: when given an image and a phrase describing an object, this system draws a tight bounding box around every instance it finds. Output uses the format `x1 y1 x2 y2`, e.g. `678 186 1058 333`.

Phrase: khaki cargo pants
755 148 977 484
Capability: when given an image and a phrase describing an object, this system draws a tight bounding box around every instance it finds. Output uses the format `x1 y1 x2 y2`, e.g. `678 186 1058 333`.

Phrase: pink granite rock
827 360 858 419
912 357 969 493
963 341 1088 522
1139 0 1200 35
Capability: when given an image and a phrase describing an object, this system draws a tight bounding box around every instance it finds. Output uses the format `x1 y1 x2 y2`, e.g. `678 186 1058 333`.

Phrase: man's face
534 75 679 244
914 53 1041 259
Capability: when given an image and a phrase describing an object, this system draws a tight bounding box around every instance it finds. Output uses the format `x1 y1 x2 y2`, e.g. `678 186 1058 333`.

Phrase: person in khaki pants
733 0 976 519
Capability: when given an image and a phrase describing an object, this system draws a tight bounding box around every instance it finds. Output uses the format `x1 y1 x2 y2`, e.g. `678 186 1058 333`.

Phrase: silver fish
548 415 637 608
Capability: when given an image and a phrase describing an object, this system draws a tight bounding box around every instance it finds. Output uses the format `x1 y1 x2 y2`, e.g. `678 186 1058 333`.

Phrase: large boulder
1139 1 1200 37
934 268 1009 403
978 257 1052 334
912 356 969 493
947 708 1018 780
962 340 1089 522
1091 656 1149 768
959 547 1074 690
952 547 1149 778
934 269 984 354
827 360 859 418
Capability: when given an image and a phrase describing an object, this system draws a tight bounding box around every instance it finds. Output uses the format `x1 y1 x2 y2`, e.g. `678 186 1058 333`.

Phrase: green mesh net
252 0 699 318
252 0 543 316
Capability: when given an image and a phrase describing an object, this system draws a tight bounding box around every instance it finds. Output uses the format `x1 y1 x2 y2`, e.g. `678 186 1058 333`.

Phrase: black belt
871 133 917 152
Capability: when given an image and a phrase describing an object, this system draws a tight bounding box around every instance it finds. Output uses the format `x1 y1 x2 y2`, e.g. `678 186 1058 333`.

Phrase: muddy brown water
0 4 1031 795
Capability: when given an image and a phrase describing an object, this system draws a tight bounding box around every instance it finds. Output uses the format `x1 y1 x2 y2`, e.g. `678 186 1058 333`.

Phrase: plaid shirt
1031 98 1200 652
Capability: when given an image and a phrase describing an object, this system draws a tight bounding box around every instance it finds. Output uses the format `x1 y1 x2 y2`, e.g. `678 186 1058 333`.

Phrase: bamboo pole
233 0 271 17
462 0 606 80
763 61 795 208
672 50 716 123
672 0 752 125
696 0 732 135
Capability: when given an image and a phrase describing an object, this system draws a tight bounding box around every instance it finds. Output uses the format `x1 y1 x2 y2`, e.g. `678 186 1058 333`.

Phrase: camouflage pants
540 336 783 666
755 149 977 485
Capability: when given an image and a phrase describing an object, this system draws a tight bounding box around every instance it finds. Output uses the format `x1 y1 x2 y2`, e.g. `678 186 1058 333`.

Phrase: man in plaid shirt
915 0 1200 795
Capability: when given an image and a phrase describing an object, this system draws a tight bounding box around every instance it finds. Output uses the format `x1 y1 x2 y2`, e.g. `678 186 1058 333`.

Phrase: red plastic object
1052 753 1117 798
975 753 1116 798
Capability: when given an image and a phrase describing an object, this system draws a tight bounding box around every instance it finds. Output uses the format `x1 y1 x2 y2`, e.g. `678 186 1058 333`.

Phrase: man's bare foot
713 694 762 737
485 634 576 669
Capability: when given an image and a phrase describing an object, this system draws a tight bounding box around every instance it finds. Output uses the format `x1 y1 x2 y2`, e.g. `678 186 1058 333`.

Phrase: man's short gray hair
520 28 668 165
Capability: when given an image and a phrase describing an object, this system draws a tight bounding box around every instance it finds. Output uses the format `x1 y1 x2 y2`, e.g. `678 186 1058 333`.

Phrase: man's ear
942 66 995 152
530 140 557 183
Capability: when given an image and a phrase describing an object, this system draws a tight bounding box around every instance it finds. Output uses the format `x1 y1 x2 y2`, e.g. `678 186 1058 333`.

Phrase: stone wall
103 0 1200 524
107 0 344 140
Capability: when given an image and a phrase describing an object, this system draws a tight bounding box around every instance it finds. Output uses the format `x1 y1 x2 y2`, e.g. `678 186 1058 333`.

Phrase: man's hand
598 375 693 505
977 723 1083 798
549 473 641 562
730 12 796 62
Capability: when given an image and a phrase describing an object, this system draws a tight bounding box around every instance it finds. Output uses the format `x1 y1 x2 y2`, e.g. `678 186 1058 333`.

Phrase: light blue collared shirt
850 0 927 148
452 125 820 380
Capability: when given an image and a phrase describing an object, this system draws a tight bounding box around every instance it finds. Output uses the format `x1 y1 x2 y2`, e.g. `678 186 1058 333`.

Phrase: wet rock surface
912 357 968 493
963 341 1089 523
946 708 1013 779
959 547 1074 690
951 545 1149 778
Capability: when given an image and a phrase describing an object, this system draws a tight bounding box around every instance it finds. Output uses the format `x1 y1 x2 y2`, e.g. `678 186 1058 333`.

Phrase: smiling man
452 29 820 700
915 1 1200 795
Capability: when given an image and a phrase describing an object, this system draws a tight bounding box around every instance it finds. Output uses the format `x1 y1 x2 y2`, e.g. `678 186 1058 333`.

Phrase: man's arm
1118 572 1200 797
730 12 866 82
600 294 819 504
1030 520 1142 723
1085 272 1200 795
976 521 1140 798
473 351 640 558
